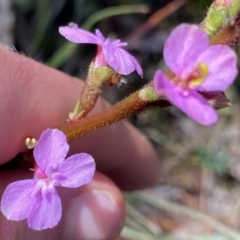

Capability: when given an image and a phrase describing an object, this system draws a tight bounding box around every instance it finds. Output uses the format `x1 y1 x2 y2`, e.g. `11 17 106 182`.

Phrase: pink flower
59 23 143 77
154 24 238 125
1 129 95 230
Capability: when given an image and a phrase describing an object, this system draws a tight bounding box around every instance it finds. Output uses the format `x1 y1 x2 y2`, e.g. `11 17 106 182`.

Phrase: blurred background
3 0 240 239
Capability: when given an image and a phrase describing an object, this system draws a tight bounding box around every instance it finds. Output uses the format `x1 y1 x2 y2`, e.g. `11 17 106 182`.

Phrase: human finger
0 46 160 190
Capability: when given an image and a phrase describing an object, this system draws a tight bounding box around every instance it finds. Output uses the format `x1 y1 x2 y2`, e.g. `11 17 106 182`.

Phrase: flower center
174 63 209 90
188 63 208 88
94 46 108 68
34 164 55 189
34 163 47 179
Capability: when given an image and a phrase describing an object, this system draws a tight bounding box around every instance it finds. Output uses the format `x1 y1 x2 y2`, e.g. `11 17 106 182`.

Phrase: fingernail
64 190 124 240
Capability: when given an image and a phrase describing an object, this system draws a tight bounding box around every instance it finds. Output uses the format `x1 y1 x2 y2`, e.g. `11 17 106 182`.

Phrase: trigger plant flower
1 129 95 230
59 23 143 77
154 24 238 125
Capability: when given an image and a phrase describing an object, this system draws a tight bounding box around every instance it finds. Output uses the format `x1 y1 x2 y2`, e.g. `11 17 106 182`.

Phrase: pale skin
0 46 161 240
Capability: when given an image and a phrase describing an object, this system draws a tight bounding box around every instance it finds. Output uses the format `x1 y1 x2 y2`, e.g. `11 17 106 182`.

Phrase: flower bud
202 3 228 36
203 0 240 36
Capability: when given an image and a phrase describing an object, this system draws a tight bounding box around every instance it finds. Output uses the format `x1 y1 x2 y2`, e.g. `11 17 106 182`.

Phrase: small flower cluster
60 23 237 126
0 22 238 232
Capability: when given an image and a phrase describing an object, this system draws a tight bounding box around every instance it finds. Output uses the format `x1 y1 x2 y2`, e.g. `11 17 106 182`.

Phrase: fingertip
0 170 125 240
61 172 125 240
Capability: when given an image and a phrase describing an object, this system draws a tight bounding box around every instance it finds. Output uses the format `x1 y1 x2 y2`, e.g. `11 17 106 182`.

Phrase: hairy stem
61 15 240 141
60 87 228 141
61 88 168 141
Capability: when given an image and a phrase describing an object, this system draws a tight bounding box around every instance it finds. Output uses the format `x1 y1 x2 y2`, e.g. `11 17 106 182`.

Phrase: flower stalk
69 63 113 120
60 16 240 140
60 86 229 142
59 7 240 139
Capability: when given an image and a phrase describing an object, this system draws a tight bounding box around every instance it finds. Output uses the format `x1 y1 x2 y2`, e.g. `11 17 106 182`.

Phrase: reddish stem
61 88 166 141
60 87 228 142
60 17 240 141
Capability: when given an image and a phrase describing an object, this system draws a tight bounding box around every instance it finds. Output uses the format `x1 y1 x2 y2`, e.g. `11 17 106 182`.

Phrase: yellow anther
198 62 209 78
25 138 37 149
190 78 204 86
190 63 208 87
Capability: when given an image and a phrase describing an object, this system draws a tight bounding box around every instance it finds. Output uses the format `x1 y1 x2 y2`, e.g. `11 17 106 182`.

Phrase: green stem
81 4 149 30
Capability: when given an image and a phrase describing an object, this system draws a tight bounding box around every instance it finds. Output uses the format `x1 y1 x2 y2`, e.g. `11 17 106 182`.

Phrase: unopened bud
214 0 240 23
228 0 240 24
203 0 240 36
202 3 228 36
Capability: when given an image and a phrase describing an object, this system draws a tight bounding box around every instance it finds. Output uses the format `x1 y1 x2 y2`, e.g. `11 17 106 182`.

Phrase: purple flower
154 24 238 125
59 23 143 77
1 129 95 230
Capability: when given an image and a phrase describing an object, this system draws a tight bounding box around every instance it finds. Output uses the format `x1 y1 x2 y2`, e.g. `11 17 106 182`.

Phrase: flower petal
153 70 218 125
27 187 62 230
1 180 36 221
54 153 96 188
102 44 143 77
153 70 166 94
34 129 69 173
95 29 105 43
164 24 209 76
59 25 99 44
195 45 238 91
